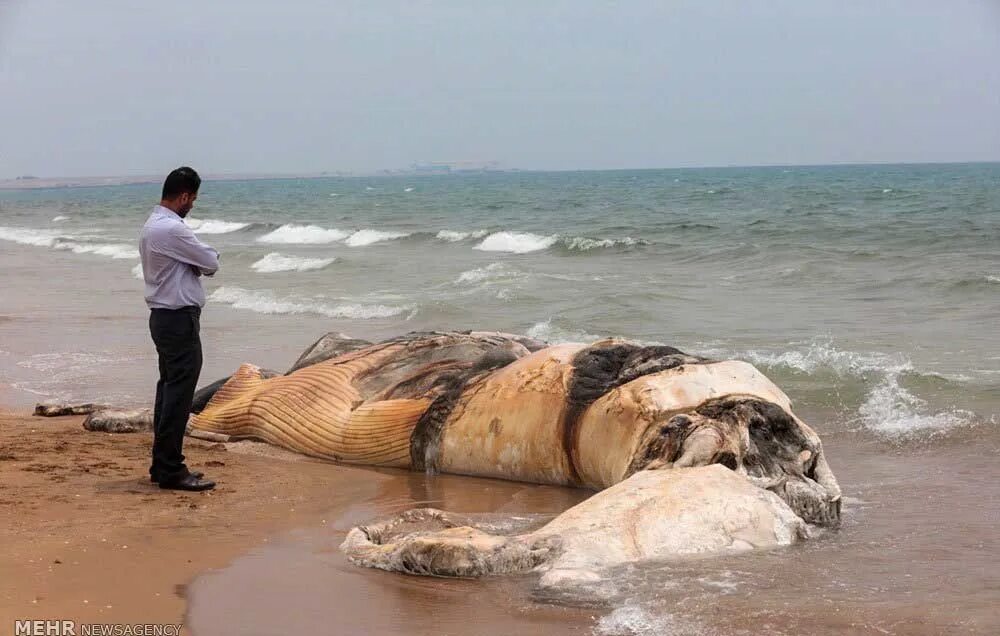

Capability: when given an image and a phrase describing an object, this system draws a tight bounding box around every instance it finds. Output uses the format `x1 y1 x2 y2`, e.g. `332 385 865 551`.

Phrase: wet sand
0 410 434 631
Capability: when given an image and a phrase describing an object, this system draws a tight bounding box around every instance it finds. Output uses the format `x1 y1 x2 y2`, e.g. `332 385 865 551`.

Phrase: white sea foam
52 215 70 222
0 226 141 259
526 319 602 344
257 224 350 244
209 286 412 320
404 187 414 192
455 262 522 285
858 372 974 435
250 252 336 273
733 341 908 377
344 229 409 247
451 263 526 300
132 263 144 280
702 339 976 437
595 603 709 636
436 229 489 242
987 275 1000 284
186 218 251 234
565 236 643 251
54 241 139 259
474 231 558 253
0 226 61 247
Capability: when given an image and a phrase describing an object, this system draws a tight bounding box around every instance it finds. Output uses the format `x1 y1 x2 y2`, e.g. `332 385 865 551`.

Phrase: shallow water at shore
185 432 1000 636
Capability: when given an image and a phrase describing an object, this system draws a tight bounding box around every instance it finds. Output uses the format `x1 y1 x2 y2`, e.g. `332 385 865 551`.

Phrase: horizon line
2 159 998 190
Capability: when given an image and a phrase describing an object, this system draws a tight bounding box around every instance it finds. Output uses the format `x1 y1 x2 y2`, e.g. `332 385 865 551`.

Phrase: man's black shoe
159 474 215 491
150 471 203 484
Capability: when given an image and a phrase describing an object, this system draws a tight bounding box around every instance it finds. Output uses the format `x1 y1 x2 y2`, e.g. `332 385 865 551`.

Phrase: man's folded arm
159 226 220 275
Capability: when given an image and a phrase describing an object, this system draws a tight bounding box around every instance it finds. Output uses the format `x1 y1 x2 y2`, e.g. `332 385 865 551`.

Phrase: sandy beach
0 409 368 631
0 409 598 636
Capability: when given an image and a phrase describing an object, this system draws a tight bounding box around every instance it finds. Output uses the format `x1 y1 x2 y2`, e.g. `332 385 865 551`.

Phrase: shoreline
0 408 374 632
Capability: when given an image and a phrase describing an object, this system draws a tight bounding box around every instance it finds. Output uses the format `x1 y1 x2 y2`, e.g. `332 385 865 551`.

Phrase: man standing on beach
139 167 219 491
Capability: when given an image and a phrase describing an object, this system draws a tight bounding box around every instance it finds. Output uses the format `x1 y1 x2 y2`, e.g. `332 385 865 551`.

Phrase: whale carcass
189 330 841 576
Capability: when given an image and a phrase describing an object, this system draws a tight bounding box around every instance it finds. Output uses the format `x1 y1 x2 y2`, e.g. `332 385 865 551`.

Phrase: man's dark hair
161 166 201 200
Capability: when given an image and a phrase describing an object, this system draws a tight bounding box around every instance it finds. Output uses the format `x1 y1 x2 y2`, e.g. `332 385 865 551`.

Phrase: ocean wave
729 342 908 377
54 240 139 259
471 231 647 254
455 262 523 285
526 319 603 343
474 232 558 253
344 229 410 247
0 226 62 247
209 286 413 320
436 229 489 242
250 252 336 273
0 226 141 259
857 373 974 436
257 224 350 244
702 339 977 437
132 263 144 280
52 215 70 222
563 236 646 251
942 274 1000 291
185 218 251 234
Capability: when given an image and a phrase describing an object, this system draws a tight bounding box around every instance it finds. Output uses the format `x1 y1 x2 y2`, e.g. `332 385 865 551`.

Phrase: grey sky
1 0 998 177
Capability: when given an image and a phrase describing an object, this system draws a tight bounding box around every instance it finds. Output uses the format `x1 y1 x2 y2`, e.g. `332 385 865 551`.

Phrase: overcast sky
1 0 998 177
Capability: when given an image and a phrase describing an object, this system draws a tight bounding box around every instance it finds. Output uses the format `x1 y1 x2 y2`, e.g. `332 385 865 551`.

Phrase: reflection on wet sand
187 469 593 636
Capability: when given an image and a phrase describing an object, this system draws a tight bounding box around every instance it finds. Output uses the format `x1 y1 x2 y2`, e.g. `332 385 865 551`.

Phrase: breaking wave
256 224 408 247
54 241 139 259
185 218 252 234
257 224 350 244
344 229 410 247
703 339 977 437
436 229 489 242
52 215 70 222
563 236 647 252
250 253 336 273
0 226 62 247
455 262 524 285
473 231 647 254
209 286 413 320
0 226 138 259
474 232 558 253
526 318 604 344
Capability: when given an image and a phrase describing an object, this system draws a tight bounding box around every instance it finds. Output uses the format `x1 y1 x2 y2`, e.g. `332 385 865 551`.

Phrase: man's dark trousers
149 306 202 483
